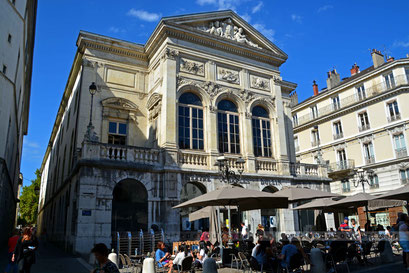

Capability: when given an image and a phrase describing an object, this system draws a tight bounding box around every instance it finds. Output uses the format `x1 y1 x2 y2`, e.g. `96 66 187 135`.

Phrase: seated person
155 241 173 269
278 238 299 268
193 241 208 268
172 245 190 272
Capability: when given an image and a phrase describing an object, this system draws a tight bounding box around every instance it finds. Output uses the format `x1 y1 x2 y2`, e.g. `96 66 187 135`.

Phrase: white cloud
317 5 333 13
393 39 409 48
240 13 252 23
253 23 275 42
127 9 161 22
196 0 217 5
291 14 303 23
196 0 239 11
252 2 263 14
24 140 40 149
108 27 126 34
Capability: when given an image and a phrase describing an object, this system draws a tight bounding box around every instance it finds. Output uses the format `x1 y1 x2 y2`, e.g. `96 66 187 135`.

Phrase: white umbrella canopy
173 185 288 211
271 186 343 202
374 184 409 201
328 192 375 209
293 197 341 210
188 206 237 222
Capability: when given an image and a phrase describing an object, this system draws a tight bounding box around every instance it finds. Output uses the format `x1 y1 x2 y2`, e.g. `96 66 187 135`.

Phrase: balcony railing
99 144 160 164
333 132 344 140
370 183 380 189
256 158 278 172
365 155 375 165
178 151 208 166
328 159 355 173
402 178 409 185
396 148 408 158
311 140 320 147
342 187 351 193
295 74 408 127
387 113 401 123
358 124 370 132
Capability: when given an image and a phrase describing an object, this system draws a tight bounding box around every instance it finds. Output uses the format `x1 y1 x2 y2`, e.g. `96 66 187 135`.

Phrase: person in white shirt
241 222 248 239
193 241 208 268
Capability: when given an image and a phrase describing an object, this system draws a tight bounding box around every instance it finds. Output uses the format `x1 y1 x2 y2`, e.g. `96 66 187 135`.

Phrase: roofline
292 57 409 111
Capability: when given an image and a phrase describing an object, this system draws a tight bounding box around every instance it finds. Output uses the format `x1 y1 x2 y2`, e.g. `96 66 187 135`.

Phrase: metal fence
112 229 164 256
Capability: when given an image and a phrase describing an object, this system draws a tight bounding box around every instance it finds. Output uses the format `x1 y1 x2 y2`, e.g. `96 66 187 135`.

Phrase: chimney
350 63 360 76
313 80 319 96
387 56 395 62
371 49 385 68
326 69 341 89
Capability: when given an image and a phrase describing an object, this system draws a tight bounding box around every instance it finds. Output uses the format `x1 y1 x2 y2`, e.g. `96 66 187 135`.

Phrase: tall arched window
217 100 240 154
178 92 204 150
252 106 272 157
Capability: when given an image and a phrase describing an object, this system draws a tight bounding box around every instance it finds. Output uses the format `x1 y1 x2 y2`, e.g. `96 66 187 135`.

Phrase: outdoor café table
130 254 145 264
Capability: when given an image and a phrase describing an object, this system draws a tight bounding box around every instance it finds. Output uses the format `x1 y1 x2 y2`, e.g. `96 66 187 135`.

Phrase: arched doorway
112 179 148 232
180 182 206 231
261 186 279 231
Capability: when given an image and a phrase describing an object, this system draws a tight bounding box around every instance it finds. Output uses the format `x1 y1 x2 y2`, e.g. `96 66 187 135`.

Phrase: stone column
243 113 256 172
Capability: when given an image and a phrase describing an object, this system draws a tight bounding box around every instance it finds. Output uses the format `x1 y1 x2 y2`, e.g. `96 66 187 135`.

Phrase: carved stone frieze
198 18 261 49
162 48 179 60
217 66 240 84
177 76 222 99
250 75 270 91
239 89 254 103
180 58 204 76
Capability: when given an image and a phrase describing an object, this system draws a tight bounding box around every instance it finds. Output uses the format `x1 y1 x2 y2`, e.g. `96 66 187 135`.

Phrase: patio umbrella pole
228 205 233 247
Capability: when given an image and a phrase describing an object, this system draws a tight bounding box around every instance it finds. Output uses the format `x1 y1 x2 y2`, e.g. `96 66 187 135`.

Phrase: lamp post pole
351 168 374 223
84 82 98 142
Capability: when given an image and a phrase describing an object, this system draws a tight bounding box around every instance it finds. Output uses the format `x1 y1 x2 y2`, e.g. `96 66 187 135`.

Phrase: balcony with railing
99 143 160 164
396 147 408 158
365 155 375 165
333 132 344 140
295 74 409 127
328 159 355 180
387 113 401 123
178 150 208 168
358 124 371 132
370 182 380 189
402 178 409 185
311 139 320 147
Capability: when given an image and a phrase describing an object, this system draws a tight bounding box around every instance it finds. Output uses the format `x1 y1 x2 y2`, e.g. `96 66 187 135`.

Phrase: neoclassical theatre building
37 11 329 255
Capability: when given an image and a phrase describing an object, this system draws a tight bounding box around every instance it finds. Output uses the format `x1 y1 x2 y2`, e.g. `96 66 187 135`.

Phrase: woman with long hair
12 227 38 273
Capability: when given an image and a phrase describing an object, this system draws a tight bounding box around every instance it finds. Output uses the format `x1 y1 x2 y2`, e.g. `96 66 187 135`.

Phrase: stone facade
292 51 409 227
0 0 37 243
37 11 329 256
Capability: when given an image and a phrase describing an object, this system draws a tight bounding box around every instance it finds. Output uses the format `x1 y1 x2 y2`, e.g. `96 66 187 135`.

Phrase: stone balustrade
255 158 278 172
178 151 208 166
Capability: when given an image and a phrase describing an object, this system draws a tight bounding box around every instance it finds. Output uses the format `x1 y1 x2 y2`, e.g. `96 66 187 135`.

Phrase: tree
19 169 41 225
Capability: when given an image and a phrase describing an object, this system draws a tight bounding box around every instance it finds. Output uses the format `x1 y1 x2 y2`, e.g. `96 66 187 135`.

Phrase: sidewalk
1 242 91 273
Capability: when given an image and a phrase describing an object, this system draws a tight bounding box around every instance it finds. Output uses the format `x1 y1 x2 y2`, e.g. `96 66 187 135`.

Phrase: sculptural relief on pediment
217 66 240 84
250 75 270 91
179 58 205 76
197 18 261 49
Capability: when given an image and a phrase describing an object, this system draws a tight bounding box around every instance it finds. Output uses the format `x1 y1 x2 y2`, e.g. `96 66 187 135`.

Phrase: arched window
217 99 240 154
178 92 204 150
252 106 272 157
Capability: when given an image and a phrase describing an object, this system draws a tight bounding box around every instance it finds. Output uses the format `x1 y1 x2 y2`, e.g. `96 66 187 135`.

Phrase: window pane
252 106 269 118
218 100 238 112
118 123 127 135
179 92 202 106
109 122 117 134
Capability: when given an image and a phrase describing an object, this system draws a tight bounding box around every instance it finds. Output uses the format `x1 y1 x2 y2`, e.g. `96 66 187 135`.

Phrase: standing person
12 227 38 273
200 228 209 242
351 219 361 240
90 243 119 273
399 214 409 270
339 217 352 232
241 222 248 239
5 229 19 273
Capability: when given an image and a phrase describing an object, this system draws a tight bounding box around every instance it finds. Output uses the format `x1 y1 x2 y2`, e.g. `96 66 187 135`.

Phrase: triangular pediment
161 10 287 59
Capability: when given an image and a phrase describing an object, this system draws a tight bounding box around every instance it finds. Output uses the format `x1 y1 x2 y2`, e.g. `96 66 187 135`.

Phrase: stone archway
179 182 207 231
112 179 148 232
261 186 279 231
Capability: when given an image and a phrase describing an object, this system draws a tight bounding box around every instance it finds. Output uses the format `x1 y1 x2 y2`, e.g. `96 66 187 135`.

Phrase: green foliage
19 169 41 225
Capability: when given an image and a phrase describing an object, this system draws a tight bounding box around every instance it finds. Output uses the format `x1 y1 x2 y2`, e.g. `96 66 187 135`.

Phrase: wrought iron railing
328 159 355 173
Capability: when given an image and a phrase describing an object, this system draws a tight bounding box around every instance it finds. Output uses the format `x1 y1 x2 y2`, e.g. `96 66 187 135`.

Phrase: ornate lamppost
84 82 99 142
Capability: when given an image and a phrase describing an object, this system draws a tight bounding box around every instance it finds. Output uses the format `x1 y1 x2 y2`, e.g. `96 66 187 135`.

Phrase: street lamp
350 168 374 193
84 82 99 142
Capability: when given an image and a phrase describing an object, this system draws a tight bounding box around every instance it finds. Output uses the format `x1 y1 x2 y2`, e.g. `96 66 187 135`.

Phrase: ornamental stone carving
199 18 261 49
359 135 374 144
239 89 254 103
250 75 270 91
162 48 179 60
177 76 222 99
388 125 405 135
217 66 240 84
180 58 204 76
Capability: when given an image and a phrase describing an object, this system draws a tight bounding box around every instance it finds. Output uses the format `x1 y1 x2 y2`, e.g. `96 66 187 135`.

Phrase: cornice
293 85 409 132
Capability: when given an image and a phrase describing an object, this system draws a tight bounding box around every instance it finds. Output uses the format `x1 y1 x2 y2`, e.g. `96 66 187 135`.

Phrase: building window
405 67 409 82
384 72 395 89
358 112 370 132
2 65 7 74
342 179 351 193
363 142 375 164
394 133 407 158
294 136 299 152
337 149 347 169
108 121 127 145
218 100 240 154
311 129 320 147
387 101 400 122
332 96 341 110
7 34 12 43
333 121 343 140
311 105 318 119
178 92 204 150
252 106 272 157
292 114 298 127
369 174 379 189
400 169 409 184
356 85 366 101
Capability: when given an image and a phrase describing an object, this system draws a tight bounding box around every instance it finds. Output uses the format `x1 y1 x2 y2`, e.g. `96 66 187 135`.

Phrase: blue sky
21 0 409 185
